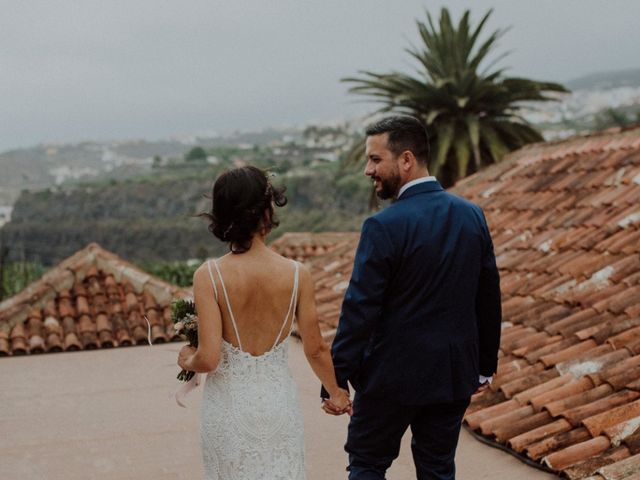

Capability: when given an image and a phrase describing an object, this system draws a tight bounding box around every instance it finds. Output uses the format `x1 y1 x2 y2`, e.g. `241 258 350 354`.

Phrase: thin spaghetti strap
213 259 243 351
206 260 219 302
288 262 300 335
272 261 300 349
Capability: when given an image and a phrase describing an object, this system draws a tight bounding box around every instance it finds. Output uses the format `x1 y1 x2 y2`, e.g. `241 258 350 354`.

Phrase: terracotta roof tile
529 377 596 412
545 309 599 335
608 326 640 350
589 355 640 387
499 367 560 399
624 272 640 288
595 452 640 479
623 430 640 455
565 314 617 340
512 374 575 405
604 418 640 449
478 405 534 436
512 333 561 357
582 399 640 437
465 399 521 430
539 340 599 367
493 411 554 444
490 362 546 392
524 337 579 364
553 344 615 375
508 418 573 453
562 390 640 427
501 330 549 353
526 427 592 461
563 446 631 480
543 384 614 418
0 243 189 355
606 286 640 315
543 436 611 471
576 317 640 344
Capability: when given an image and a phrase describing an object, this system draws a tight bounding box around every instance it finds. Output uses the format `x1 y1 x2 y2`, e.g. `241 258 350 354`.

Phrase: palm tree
343 8 568 187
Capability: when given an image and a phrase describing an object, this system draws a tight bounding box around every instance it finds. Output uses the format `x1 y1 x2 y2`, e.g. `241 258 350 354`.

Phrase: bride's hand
178 345 196 370
324 388 352 416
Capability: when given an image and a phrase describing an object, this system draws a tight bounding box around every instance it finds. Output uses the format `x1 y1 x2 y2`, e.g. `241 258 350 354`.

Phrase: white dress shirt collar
397 176 438 199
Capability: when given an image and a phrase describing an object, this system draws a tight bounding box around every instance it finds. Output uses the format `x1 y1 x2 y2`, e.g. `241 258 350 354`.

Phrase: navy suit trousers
345 393 470 480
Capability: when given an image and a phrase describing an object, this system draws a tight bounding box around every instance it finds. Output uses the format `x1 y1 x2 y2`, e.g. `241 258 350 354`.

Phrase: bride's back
211 249 298 357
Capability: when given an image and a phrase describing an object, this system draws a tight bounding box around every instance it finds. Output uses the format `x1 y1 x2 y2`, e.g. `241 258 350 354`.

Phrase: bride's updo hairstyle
204 166 287 254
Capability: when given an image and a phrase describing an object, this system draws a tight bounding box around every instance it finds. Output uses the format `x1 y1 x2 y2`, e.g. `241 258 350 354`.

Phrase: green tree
343 8 568 187
185 147 208 162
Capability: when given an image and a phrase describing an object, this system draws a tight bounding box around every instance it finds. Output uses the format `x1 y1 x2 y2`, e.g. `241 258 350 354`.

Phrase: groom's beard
375 171 401 200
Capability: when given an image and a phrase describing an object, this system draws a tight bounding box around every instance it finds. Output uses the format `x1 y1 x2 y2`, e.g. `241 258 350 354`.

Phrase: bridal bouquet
172 298 198 382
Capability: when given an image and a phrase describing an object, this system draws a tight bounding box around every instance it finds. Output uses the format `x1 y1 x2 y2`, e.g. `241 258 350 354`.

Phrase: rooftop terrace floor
0 340 557 479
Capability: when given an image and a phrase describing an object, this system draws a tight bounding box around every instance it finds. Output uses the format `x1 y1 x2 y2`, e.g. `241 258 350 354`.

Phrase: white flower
174 322 184 331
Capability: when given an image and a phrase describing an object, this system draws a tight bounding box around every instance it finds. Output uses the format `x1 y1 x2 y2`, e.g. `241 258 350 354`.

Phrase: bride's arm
296 265 350 411
178 266 223 373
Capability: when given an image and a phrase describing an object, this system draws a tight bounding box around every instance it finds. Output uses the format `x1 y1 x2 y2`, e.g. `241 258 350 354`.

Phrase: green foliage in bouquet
172 298 198 382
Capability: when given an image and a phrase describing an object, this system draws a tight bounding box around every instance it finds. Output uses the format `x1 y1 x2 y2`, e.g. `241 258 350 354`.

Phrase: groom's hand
321 399 343 416
474 381 491 395
321 388 352 416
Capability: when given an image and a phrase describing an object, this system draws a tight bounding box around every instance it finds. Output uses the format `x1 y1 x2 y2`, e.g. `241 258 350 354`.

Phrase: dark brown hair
202 166 287 253
365 115 430 165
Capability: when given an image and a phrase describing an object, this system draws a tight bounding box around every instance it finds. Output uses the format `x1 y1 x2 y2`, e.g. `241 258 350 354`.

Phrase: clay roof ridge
0 243 190 335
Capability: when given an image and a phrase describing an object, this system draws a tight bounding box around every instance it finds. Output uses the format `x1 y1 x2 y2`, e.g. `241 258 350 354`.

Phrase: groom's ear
400 150 416 172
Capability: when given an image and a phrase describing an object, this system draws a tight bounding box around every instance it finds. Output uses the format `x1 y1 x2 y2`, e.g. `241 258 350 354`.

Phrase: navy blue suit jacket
329 181 501 405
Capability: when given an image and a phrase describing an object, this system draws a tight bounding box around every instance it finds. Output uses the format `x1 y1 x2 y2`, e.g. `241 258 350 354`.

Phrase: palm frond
341 7 568 188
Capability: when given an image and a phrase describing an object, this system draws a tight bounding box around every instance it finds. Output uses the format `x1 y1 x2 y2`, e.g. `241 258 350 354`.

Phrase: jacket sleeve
330 216 393 392
475 210 502 377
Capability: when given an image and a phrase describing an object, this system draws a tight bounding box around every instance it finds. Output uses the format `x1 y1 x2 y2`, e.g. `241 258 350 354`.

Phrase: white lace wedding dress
201 259 306 480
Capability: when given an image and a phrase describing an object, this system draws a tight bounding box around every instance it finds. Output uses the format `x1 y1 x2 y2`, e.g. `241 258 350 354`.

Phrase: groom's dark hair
365 115 430 165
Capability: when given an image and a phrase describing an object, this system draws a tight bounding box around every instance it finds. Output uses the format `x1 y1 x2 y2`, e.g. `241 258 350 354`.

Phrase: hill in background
1 134 370 266
567 67 640 90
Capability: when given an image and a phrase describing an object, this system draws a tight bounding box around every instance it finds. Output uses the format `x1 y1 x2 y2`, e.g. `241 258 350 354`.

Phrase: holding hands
322 388 352 416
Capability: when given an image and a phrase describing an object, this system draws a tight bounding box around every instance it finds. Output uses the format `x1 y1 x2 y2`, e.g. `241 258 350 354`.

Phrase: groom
322 115 501 479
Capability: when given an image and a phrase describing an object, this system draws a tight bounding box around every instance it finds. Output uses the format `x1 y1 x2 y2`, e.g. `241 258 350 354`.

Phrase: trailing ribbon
175 373 201 408
144 316 153 346
144 315 199 407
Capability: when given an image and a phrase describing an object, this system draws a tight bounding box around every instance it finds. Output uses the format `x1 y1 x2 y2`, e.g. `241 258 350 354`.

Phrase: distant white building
523 86 640 125
0 206 13 227
49 166 100 185
312 151 339 162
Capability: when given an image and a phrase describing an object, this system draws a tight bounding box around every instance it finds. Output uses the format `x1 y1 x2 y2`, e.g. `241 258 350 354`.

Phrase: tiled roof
279 126 640 478
270 232 360 263
459 126 640 479
0 243 190 356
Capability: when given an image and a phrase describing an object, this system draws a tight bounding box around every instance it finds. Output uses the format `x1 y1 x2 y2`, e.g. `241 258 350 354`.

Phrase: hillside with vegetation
1 140 371 270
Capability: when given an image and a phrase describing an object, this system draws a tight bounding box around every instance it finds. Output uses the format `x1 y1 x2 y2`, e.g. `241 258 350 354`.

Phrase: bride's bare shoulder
192 259 217 286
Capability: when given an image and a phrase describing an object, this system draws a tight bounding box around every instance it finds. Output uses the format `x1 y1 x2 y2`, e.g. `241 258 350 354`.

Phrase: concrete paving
0 341 558 479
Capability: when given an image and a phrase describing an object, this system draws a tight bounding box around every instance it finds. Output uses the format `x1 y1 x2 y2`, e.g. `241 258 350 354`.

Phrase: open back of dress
201 259 306 480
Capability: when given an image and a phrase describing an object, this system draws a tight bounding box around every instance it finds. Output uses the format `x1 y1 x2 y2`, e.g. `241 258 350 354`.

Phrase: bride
177 166 351 480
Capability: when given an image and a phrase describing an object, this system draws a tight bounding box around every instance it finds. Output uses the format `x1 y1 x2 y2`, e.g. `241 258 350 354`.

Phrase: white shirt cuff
479 374 493 384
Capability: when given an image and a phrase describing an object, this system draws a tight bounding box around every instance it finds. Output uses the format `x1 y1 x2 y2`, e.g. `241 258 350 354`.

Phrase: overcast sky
1 0 639 152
